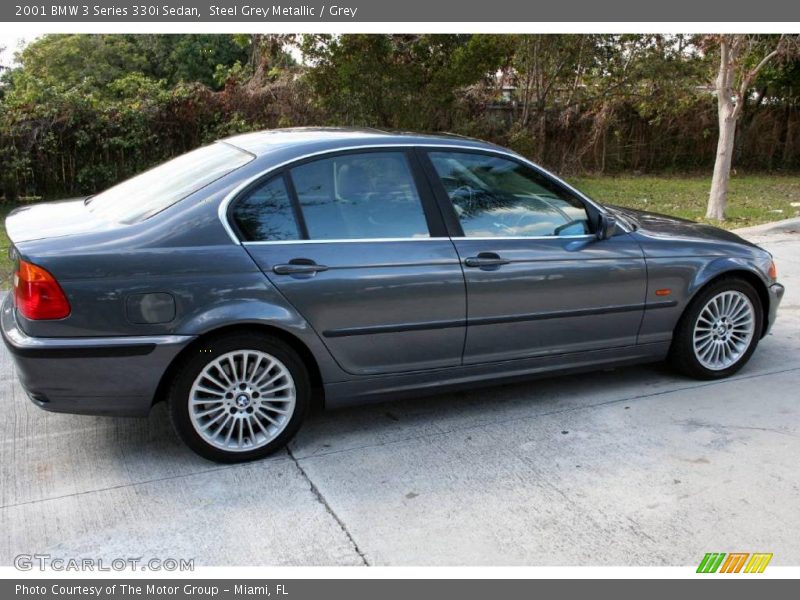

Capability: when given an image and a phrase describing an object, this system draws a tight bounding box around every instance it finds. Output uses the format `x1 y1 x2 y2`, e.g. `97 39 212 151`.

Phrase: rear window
86 142 254 223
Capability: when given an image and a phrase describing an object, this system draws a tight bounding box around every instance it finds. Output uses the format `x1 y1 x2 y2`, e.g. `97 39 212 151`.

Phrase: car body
1 128 784 461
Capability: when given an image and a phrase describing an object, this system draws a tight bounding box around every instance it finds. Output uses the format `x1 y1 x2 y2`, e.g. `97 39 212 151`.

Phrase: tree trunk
707 102 736 220
707 37 736 221
537 105 547 163
706 34 787 220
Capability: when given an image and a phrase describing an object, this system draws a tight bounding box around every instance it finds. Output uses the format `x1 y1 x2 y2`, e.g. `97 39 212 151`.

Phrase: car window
87 142 254 224
428 151 590 238
290 152 430 240
232 175 300 242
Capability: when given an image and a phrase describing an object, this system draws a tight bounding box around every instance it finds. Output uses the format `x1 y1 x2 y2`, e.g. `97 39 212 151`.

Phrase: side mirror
596 213 618 241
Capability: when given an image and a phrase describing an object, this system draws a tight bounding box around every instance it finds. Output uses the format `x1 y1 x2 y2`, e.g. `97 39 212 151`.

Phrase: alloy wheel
692 290 755 371
188 350 296 452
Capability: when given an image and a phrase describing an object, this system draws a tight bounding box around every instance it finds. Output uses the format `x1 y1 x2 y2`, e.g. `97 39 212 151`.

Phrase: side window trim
228 171 301 243
405 148 450 238
222 143 613 244
416 147 600 240
282 170 310 240
229 147 447 244
414 147 467 238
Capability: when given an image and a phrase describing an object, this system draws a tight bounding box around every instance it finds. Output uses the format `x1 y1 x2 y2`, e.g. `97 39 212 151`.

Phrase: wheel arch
686 263 771 338
152 322 325 410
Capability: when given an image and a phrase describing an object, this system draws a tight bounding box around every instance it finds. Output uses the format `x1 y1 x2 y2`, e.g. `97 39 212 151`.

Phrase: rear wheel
168 333 310 463
669 278 763 379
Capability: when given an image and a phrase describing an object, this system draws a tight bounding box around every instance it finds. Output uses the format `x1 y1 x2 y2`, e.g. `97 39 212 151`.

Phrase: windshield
86 142 254 223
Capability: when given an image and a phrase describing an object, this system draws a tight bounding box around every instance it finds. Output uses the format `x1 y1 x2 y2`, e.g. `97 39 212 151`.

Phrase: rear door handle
464 253 511 268
272 259 329 275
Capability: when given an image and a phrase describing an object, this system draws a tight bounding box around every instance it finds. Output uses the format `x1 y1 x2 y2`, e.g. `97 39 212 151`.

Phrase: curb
733 216 800 236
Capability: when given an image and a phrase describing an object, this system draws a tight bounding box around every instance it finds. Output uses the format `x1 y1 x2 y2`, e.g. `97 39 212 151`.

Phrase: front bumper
765 282 785 336
1 295 194 416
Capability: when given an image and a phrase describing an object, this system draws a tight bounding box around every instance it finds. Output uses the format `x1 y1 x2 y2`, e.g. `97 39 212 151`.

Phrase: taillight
13 260 71 320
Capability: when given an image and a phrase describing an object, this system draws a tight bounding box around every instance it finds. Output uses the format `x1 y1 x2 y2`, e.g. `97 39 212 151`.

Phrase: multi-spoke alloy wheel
692 291 755 371
669 278 762 380
169 333 310 463
189 350 296 452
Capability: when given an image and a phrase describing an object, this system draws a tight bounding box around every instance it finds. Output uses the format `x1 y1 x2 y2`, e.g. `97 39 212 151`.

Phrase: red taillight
14 260 71 320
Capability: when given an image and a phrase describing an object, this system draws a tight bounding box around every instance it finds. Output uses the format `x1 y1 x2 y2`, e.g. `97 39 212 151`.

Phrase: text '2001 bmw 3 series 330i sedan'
1 128 785 462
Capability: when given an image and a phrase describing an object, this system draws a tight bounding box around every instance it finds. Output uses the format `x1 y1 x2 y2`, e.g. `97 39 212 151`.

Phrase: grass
1 173 799 286
567 173 800 229
0 203 14 290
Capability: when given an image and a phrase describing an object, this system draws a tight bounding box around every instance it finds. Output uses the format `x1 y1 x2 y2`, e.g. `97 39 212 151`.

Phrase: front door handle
272 259 329 275
464 252 511 268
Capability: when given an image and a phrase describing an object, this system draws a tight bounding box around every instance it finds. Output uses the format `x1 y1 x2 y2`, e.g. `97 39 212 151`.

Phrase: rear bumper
765 282 785 336
1 295 194 416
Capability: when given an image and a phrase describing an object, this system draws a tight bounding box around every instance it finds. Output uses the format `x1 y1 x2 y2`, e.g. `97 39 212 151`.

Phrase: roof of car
222 127 502 157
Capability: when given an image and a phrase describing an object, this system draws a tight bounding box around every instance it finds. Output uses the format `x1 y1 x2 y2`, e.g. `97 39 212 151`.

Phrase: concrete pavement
1 225 798 566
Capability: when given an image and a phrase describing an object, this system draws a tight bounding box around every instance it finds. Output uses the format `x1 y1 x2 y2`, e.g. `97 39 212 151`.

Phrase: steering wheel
450 185 475 205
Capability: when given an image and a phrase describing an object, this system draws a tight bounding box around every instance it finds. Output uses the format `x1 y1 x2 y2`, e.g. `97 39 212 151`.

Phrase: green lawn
568 174 800 228
1 174 799 288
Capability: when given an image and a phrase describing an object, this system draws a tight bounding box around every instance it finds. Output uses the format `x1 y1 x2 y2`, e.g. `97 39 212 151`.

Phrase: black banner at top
4 0 800 22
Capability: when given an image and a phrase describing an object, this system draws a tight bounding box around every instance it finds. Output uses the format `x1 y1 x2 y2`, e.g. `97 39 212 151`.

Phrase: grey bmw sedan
1 128 785 462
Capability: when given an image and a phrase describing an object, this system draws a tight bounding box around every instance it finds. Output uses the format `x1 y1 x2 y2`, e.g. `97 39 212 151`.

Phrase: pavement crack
680 419 799 439
287 446 370 566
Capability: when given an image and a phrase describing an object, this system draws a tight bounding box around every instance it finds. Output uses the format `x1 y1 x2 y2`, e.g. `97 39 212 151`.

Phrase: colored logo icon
697 553 773 573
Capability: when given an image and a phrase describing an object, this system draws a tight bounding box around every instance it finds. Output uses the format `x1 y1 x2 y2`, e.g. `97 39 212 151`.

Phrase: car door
229 148 467 376
419 148 647 365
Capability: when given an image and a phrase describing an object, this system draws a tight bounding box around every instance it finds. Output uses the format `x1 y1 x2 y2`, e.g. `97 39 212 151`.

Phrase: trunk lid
5 198 114 244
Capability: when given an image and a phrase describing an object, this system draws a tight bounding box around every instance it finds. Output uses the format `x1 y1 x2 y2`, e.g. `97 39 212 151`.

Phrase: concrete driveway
1 223 799 567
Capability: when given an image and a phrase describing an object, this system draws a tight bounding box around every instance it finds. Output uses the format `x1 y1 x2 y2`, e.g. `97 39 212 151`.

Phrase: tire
669 277 763 380
168 332 310 463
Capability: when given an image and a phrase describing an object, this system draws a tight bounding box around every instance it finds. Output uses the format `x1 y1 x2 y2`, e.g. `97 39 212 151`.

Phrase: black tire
168 332 310 463
668 277 763 380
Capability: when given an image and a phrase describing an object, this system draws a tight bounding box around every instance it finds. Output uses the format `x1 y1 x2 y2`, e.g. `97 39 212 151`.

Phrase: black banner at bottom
3 579 798 600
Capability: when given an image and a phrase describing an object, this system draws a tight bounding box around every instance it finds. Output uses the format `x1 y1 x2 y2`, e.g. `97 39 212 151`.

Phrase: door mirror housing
596 213 618 240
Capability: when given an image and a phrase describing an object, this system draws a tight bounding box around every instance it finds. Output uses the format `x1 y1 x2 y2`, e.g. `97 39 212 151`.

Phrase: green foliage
6 34 249 92
137 34 250 88
13 34 149 89
301 34 512 130
214 61 249 87
0 34 255 199
1 33 799 204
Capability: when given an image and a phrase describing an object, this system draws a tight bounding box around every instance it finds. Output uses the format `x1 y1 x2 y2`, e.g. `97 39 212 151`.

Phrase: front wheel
168 333 310 463
669 278 763 380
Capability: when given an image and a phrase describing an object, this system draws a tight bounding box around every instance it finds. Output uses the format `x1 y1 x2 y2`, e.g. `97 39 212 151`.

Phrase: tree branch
732 40 783 119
